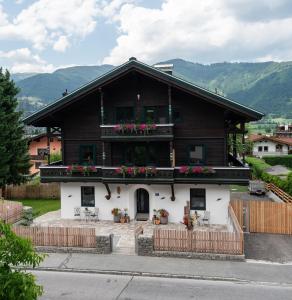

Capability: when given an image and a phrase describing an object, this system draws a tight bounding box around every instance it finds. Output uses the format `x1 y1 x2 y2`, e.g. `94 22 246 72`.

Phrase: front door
136 188 149 213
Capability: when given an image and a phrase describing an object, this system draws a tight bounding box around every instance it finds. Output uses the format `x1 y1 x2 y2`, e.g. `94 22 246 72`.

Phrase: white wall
61 183 230 224
252 140 289 157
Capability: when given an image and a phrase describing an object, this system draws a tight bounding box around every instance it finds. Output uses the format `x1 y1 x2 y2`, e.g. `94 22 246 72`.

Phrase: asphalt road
35 270 292 300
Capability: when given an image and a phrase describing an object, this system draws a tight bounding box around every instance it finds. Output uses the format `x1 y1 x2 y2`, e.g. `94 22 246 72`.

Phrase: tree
0 68 31 193
0 222 45 300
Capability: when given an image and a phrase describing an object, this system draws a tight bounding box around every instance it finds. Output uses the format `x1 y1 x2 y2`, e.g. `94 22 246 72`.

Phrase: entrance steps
136 213 149 221
112 235 136 255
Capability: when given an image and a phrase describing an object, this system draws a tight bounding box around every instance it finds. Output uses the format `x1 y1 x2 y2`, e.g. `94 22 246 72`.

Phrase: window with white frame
81 186 95 207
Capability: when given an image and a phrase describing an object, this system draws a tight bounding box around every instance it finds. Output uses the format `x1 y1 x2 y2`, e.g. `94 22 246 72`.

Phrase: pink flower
139 167 146 174
89 166 96 172
192 166 203 174
114 125 121 131
77 166 84 172
150 124 157 130
139 124 147 130
115 168 121 174
179 166 188 174
67 165 73 172
127 167 133 174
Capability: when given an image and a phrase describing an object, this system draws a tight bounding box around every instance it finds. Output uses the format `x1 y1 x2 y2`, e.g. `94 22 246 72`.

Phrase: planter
120 217 126 223
113 215 120 223
155 219 161 225
160 216 168 225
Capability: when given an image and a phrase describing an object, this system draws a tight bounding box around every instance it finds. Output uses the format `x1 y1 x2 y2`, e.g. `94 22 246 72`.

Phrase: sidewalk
35 253 292 285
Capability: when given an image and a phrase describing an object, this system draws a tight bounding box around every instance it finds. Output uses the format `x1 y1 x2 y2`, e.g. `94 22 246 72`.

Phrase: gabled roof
23 57 264 125
249 134 292 146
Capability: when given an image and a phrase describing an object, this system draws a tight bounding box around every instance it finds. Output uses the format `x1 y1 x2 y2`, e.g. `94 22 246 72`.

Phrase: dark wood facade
24 58 263 184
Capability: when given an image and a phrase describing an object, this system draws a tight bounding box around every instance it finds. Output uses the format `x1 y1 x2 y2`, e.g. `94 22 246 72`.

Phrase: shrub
264 155 292 169
246 157 292 196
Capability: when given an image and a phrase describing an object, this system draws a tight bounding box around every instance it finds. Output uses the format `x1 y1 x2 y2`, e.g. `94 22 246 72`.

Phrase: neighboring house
249 134 292 158
28 133 61 174
24 58 263 224
275 124 292 138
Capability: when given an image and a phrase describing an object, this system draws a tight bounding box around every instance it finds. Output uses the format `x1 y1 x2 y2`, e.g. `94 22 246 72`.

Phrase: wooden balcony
40 165 250 185
100 124 174 141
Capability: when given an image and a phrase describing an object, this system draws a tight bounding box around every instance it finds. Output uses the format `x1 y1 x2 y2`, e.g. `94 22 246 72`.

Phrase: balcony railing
39 165 250 184
100 124 174 141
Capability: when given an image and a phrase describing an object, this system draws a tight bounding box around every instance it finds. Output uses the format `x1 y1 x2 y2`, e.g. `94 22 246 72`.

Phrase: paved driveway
245 233 292 263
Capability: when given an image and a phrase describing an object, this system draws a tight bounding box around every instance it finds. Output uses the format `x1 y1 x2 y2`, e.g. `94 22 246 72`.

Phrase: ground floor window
258 146 263 152
264 146 268 152
81 186 95 207
190 188 206 210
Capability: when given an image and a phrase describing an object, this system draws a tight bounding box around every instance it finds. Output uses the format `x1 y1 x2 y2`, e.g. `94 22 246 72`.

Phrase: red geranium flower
192 166 203 174
127 167 133 174
179 166 188 174
139 167 146 174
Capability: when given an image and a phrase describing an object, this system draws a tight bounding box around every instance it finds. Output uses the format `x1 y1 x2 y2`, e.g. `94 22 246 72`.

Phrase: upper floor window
37 148 48 156
144 106 168 124
79 145 96 165
189 145 205 165
116 107 134 123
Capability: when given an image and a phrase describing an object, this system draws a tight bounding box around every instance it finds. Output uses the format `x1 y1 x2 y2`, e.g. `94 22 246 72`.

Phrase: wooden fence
0 200 23 224
265 183 292 204
6 183 60 200
153 206 243 255
231 199 292 234
13 226 96 248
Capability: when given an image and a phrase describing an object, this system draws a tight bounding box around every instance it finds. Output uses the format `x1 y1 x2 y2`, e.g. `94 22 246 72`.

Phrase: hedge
246 157 292 196
264 155 292 169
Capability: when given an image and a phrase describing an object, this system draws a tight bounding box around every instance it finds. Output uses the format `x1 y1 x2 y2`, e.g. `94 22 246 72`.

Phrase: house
28 133 61 174
249 134 292 158
275 124 292 138
24 58 263 224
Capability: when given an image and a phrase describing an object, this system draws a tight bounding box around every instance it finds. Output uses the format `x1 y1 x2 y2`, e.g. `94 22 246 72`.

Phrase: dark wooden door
136 189 149 213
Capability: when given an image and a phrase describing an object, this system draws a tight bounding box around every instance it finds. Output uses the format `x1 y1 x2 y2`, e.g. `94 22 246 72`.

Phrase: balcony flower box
115 166 157 178
179 166 216 176
114 123 157 135
66 165 97 176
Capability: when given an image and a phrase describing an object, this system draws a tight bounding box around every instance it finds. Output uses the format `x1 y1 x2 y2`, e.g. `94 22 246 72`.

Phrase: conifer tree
0 68 30 193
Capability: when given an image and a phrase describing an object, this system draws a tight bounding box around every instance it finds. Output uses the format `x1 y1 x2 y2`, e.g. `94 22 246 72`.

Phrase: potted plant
111 208 121 223
158 209 169 224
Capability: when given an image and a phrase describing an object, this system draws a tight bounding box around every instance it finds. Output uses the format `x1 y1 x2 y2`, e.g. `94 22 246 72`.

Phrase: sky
1 0 292 74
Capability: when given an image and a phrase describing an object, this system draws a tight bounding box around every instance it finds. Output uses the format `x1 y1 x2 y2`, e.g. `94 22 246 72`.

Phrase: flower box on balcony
178 166 216 176
66 165 97 176
114 123 157 135
115 166 157 178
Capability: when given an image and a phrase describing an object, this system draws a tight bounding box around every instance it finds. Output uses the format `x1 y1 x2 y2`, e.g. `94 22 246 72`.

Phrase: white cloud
102 0 292 64
0 48 55 73
0 0 100 51
53 35 70 52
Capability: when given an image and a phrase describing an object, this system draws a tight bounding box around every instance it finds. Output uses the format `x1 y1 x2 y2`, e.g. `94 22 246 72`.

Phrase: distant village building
275 124 292 138
249 134 292 158
28 133 61 174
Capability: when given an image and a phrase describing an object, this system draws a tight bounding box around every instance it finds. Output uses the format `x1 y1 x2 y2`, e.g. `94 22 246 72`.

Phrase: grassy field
15 199 60 218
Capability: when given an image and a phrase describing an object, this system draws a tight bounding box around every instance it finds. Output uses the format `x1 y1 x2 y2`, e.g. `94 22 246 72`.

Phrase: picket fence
13 226 96 248
153 205 243 255
0 200 23 224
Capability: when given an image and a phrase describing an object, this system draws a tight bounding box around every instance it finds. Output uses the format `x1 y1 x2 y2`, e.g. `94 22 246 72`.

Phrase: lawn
15 199 60 218
230 185 249 192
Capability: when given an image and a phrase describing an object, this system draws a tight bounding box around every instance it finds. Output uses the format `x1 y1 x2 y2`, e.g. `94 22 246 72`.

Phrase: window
35 162 42 169
190 189 206 210
37 148 48 156
81 186 95 207
258 146 263 152
276 144 283 152
144 106 168 124
79 145 96 165
189 145 204 165
264 146 268 152
50 137 54 142
116 107 134 123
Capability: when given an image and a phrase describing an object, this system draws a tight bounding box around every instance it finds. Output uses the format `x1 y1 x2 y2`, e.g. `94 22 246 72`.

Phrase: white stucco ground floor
61 182 231 225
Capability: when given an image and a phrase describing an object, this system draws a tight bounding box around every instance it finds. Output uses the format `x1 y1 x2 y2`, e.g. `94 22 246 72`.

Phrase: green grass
15 199 60 218
230 185 249 192
246 156 271 171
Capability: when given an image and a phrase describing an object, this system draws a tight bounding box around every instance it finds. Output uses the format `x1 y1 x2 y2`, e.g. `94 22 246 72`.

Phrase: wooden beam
242 122 246 164
103 183 111 200
170 184 175 201
46 127 51 165
168 85 172 123
99 87 104 125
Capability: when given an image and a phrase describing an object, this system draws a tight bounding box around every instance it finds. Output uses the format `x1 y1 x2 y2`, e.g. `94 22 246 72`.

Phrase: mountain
14 59 292 118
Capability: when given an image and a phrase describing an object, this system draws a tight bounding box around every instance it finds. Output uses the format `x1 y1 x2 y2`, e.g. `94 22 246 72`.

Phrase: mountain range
14 59 292 118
